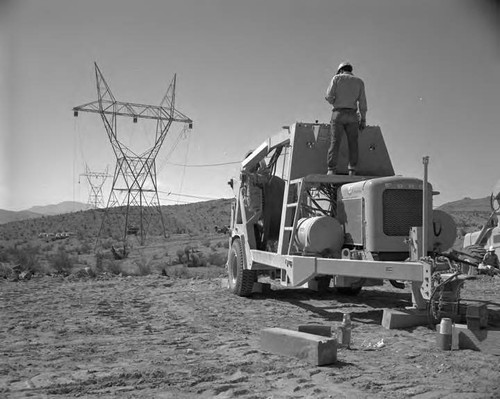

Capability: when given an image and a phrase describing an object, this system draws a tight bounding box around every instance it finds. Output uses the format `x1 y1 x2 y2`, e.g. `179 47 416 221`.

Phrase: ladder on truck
276 174 362 256
277 178 306 255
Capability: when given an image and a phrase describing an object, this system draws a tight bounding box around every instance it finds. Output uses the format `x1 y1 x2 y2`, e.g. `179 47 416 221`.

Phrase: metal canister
337 313 352 349
436 318 453 350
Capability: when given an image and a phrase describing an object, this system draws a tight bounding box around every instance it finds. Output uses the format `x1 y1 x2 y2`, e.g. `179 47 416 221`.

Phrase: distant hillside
437 196 491 213
0 198 234 241
437 197 492 245
0 209 42 225
27 201 92 216
0 202 93 225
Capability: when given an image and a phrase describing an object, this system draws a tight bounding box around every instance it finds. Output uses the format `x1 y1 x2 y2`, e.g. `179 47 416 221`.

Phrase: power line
157 190 220 200
158 196 190 204
165 160 241 167
157 125 190 174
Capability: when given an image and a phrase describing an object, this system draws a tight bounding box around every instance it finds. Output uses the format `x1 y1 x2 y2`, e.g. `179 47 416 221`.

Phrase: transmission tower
79 164 111 209
73 63 193 247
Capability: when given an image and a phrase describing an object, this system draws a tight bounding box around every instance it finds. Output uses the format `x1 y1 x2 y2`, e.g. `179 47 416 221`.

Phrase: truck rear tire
228 238 256 297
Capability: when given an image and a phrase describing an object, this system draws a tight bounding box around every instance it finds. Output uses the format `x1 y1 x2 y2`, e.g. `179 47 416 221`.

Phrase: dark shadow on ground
256 285 413 325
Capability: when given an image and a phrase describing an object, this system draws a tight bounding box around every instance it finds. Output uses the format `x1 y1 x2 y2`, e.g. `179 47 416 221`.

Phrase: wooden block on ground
453 324 500 355
466 318 481 331
298 324 332 337
261 328 337 366
220 278 229 288
382 308 428 329
466 303 488 329
252 282 272 294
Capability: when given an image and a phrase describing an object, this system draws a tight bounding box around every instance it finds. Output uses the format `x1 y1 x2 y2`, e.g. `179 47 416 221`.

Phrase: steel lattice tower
73 63 193 246
79 164 111 209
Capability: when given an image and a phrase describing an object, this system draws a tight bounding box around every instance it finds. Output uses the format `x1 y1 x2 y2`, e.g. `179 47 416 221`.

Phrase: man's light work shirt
326 72 367 119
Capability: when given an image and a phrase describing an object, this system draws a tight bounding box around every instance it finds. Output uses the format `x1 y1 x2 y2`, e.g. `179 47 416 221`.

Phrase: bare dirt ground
1 273 500 399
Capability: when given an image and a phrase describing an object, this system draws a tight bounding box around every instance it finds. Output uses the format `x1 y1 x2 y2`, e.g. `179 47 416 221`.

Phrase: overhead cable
157 190 220 200
165 160 241 167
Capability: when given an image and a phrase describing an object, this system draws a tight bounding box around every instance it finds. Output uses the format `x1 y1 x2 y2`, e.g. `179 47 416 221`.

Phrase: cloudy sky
1 0 499 211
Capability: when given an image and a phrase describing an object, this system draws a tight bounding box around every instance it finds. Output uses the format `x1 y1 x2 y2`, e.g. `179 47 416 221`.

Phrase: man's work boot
327 169 336 175
348 170 356 176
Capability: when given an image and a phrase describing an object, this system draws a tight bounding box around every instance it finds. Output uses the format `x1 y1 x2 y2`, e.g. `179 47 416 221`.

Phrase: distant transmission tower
73 63 193 246
79 164 111 209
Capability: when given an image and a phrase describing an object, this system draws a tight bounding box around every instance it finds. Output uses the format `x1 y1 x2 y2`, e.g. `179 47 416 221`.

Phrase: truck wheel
337 287 362 296
228 238 256 297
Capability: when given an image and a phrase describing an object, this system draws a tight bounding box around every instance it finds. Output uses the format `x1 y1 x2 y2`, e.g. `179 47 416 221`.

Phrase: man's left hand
359 119 366 131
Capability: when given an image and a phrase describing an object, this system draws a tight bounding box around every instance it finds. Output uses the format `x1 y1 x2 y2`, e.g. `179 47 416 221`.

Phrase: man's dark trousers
327 109 359 174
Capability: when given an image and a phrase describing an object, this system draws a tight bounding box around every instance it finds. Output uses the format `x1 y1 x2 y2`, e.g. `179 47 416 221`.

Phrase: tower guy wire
73 62 193 248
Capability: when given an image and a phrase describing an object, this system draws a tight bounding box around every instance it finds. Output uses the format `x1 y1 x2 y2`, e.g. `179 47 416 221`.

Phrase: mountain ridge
27 201 93 216
436 196 491 213
0 201 94 224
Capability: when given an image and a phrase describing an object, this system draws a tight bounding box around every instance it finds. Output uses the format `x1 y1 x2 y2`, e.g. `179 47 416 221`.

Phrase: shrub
101 238 114 250
95 253 104 272
189 253 201 267
50 250 74 275
168 265 192 278
135 255 153 276
0 262 13 278
176 249 185 264
104 259 122 275
201 238 211 248
207 252 227 267
79 241 93 254
0 247 8 262
10 245 41 274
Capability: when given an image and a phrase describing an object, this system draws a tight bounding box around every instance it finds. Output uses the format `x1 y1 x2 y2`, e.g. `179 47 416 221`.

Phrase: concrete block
252 282 272 294
261 327 337 366
298 324 332 337
220 278 229 288
382 308 428 329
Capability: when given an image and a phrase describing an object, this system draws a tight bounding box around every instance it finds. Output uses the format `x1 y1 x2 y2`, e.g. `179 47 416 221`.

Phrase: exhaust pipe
422 156 429 257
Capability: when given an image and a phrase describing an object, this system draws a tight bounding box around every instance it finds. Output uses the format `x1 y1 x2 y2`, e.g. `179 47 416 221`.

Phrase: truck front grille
383 189 422 236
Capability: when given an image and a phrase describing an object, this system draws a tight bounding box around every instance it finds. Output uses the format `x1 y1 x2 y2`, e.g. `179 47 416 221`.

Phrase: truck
227 122 465 322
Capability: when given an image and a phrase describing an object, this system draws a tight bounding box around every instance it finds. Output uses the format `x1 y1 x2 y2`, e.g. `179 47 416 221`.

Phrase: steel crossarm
73 100 192 124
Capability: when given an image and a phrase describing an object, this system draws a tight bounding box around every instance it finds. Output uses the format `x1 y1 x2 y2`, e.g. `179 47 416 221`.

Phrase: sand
1 274 499 398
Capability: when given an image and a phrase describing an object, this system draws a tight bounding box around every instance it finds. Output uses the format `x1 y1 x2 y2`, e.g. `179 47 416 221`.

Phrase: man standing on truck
325 62 367 176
